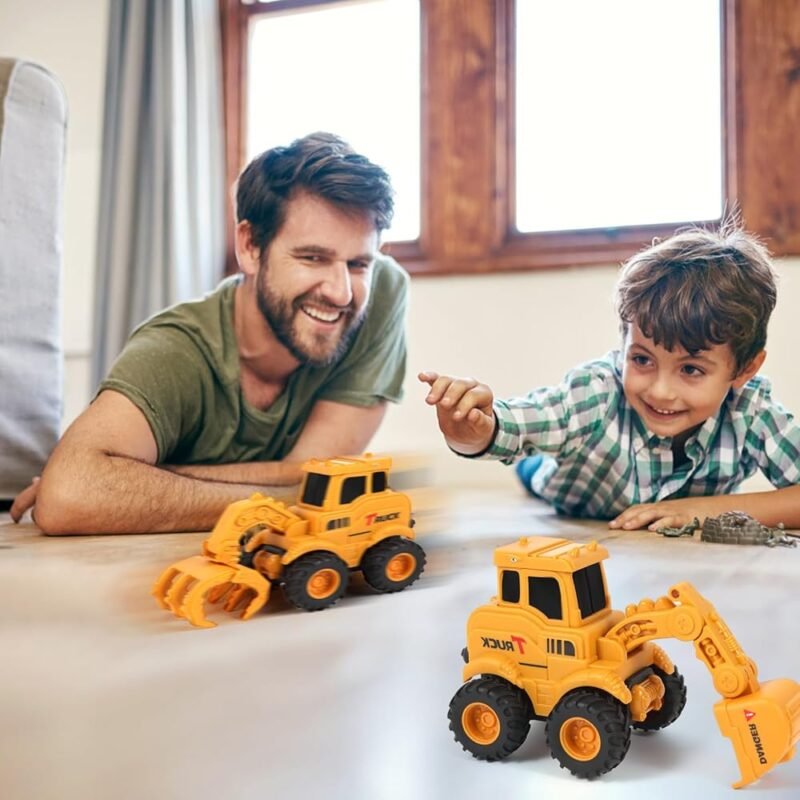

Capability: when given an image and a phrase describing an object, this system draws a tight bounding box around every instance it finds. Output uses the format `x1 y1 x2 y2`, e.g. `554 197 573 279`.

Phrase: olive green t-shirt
99 256 408 464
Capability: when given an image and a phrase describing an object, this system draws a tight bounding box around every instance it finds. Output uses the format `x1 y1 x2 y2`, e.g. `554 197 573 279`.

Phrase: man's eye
301 254 322 263
348 261 370 271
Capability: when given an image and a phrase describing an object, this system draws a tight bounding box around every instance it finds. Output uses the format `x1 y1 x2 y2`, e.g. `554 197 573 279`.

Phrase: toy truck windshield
301 473 329 506
574 563 607 618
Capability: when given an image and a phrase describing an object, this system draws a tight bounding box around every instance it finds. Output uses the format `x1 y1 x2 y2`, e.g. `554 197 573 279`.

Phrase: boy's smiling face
621 324 765 440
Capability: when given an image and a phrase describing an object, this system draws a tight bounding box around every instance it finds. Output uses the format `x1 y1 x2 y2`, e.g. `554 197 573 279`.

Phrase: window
515 0 722 233
547 638 576 657
528 576 562 620
340 476 366 504
301 472 329 506
326 517 350 530
372 471 387 492
221 1 800 274
573 564 607 619
501 569 520 603
245 0 420 242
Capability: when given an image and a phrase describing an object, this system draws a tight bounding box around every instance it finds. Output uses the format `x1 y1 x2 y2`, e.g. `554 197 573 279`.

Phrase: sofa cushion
0 58 66 499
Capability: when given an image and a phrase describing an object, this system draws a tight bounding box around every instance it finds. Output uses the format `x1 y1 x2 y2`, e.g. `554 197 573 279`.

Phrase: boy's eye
630 354 650 367
681 364 705 377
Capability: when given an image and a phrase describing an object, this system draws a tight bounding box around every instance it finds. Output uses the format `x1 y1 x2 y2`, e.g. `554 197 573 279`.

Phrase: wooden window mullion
730 0 800 255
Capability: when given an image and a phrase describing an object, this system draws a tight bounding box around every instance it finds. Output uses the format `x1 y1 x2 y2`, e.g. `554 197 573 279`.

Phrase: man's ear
732 350 766 388
234 221 261 276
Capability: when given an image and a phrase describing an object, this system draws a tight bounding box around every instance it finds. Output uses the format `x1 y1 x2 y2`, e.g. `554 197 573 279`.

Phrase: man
12 133 407 534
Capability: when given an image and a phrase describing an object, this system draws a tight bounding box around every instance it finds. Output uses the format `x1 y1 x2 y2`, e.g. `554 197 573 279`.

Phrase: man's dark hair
615 221 778 375
235 132 394 253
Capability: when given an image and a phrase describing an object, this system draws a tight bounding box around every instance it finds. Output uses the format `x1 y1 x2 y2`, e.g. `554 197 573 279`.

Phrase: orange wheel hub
386 553 416 582
560 716 601 761
462 702 500 745
307 568 341 599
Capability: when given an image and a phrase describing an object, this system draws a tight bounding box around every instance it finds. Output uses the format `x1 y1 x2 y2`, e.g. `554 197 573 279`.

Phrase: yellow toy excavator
448 536 800 788
153 455 424 628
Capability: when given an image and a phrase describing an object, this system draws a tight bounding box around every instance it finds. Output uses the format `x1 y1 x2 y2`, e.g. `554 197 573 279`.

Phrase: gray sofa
0 58 65 502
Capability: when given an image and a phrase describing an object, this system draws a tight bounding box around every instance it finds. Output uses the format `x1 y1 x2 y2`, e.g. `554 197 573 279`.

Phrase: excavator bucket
713 678 800 788
152 555 271 629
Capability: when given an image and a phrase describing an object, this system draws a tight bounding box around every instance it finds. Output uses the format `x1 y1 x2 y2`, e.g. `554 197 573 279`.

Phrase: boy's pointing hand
418 371 496 455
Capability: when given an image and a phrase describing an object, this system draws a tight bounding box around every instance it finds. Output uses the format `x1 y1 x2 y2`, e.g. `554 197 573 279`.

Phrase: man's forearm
36 451 298 535
163 460 304 486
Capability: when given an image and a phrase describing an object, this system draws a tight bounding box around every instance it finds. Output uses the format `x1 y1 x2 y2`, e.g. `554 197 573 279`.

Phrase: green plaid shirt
484 352 800 519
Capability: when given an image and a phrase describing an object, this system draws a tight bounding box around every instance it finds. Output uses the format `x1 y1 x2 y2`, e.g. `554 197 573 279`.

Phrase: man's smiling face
256 191 378 367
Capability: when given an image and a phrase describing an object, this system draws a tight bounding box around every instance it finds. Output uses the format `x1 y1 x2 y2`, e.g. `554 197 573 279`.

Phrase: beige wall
3 0 798 488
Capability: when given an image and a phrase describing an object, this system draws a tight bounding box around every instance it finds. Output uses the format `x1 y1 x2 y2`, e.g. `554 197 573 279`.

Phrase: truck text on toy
448 536 800 788
153 455 425 628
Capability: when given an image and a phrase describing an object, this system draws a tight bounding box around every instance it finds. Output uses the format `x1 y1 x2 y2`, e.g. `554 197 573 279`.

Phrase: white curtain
92 0 225 388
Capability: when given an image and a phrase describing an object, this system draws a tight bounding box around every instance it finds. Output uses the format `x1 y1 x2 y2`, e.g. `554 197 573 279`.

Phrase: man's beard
256 266 365 368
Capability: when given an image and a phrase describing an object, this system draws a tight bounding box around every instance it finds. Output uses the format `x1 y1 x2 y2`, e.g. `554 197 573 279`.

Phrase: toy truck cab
294 455 414 556
463 537 634 703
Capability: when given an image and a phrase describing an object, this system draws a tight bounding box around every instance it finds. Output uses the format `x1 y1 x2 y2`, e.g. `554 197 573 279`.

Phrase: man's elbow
34 475 90 535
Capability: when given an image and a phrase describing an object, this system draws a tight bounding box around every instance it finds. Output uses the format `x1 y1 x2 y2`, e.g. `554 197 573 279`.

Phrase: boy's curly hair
615 221 777 375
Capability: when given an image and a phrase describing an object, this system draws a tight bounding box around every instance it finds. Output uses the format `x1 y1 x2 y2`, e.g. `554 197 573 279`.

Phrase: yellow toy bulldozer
448 536 800 788
153 455 425 628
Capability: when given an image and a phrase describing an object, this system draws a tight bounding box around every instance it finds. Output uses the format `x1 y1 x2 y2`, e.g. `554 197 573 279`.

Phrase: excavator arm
152 493 303 628
601 582 800 788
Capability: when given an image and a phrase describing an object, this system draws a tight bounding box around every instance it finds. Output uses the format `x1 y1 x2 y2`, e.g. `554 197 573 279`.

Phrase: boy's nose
321 262 353 307
649 374 678 402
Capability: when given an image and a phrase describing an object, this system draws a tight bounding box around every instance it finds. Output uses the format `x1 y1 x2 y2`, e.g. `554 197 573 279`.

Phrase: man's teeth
302 305 341 323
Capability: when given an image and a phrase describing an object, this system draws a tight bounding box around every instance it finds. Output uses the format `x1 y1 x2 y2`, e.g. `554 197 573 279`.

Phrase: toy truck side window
302 473 330 506
372 471 387 492
573 564 607 618
528 576 563 620
341 476 366 504
326 517 351 530
501 570 520 602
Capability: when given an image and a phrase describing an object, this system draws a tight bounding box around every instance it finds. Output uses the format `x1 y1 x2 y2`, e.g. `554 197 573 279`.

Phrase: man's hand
418 371 496 455
10 476 39 523
610 495 729 531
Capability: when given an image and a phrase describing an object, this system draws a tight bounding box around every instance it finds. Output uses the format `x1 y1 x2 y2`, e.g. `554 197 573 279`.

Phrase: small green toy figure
656 518 700 538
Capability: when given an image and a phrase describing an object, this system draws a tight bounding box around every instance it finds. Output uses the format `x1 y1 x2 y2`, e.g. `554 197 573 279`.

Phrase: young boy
420 225 800 531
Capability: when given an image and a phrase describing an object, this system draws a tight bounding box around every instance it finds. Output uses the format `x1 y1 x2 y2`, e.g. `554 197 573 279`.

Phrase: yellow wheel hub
307 568 341 599
386 553 416 582
560 716 601 761
462 702 500 745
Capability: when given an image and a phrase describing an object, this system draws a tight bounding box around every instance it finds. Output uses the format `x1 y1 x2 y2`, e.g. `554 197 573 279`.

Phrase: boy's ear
732 350 766 388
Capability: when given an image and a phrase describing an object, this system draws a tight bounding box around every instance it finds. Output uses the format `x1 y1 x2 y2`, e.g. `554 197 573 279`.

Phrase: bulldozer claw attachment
714 678 800 788
152 555 271 629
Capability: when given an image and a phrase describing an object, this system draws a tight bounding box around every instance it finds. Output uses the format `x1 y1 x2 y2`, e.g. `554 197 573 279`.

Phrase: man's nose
321 262 353 307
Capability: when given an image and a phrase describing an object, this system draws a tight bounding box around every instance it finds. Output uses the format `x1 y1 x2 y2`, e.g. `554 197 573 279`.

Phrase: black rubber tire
281 551 349 611
632 666 687 731
545 689 631 779
361 537 426 593
448 676 532 761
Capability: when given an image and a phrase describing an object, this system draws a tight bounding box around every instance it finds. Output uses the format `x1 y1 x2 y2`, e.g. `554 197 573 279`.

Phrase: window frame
220 0 800 277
